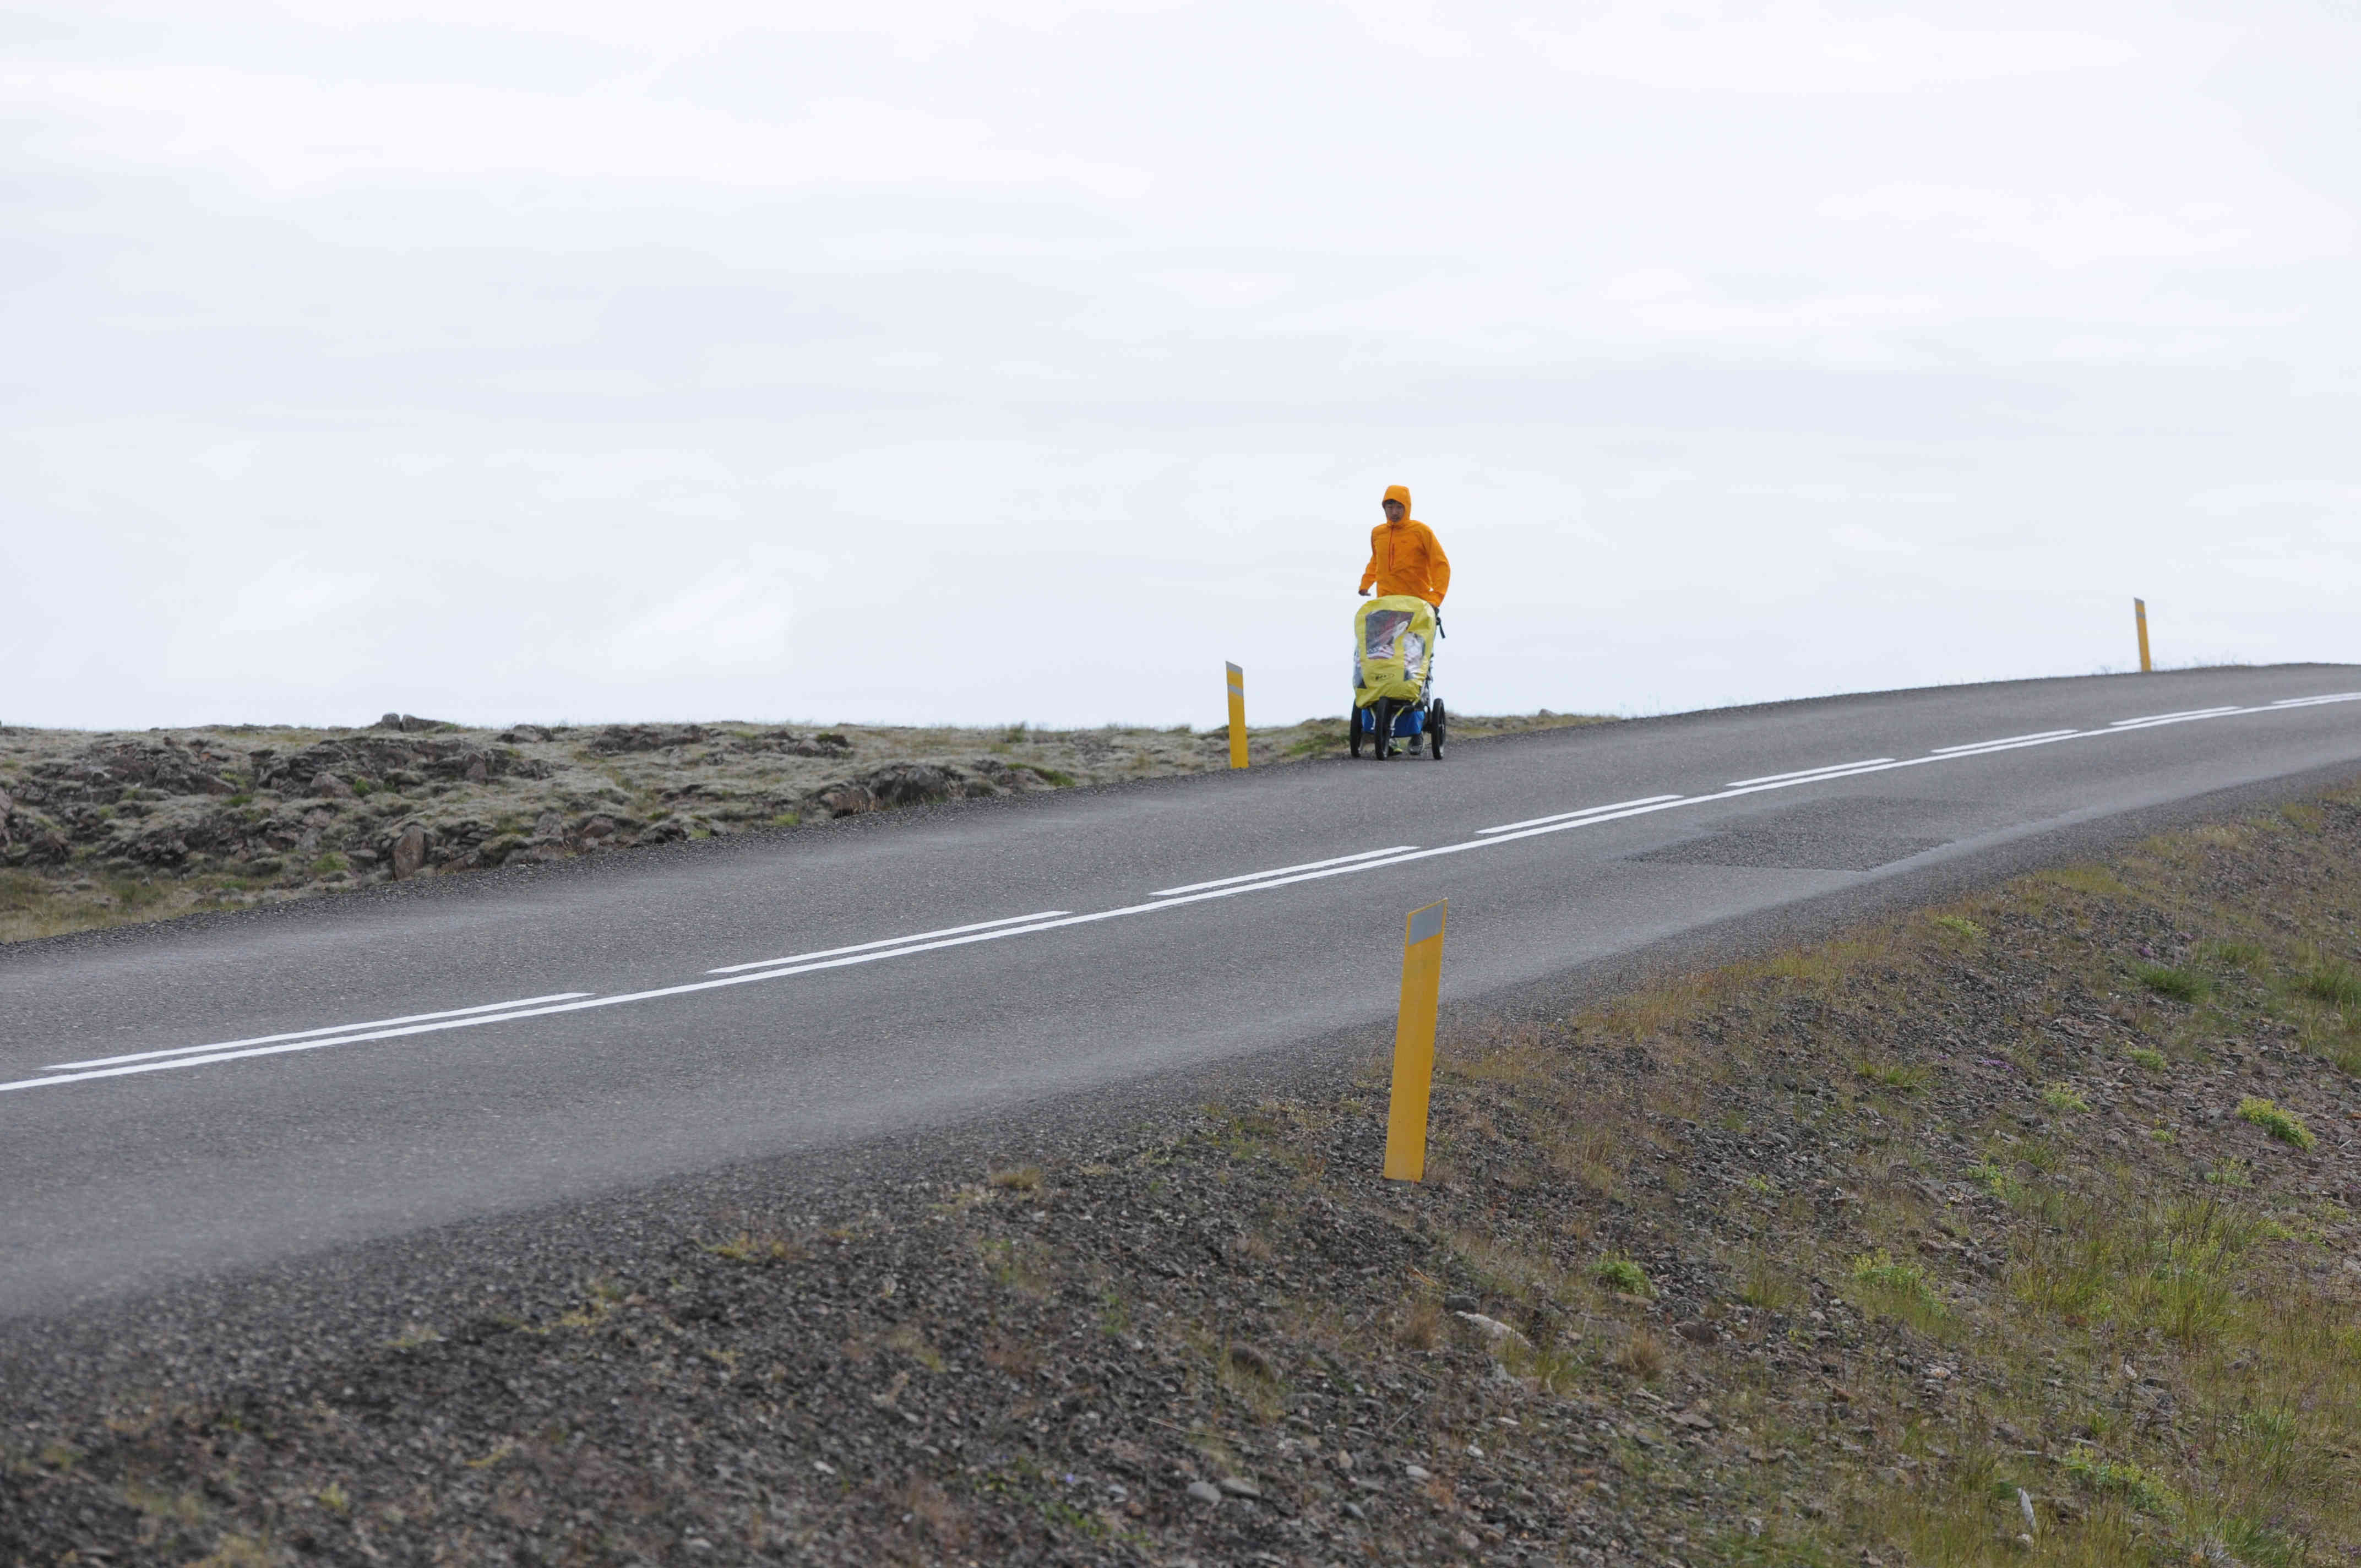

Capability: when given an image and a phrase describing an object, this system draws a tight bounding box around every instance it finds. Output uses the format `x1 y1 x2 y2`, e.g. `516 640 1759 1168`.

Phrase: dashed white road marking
1476 794 1684 836
43 993 595 1072
1726 758 1893 788
1151 846 1418 897
706 911 1071 974
1931 729 2077 754
2109 706 2245 730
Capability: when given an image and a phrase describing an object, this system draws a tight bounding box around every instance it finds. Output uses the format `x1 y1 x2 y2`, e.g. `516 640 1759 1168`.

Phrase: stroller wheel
1347 706 1364 758
1429 699 1446 760
1373 699 1397 760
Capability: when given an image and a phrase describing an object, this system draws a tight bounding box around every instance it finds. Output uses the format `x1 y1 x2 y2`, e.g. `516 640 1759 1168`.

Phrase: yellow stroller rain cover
1354 595 1437 708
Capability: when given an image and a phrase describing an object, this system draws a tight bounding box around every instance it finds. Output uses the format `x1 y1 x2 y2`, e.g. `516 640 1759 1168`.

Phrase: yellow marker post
1226 662 1248 769
2134 598 2153 673
1383 899 1448 1182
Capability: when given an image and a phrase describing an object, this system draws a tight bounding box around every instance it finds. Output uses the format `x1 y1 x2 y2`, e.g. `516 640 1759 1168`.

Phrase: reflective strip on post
1383 899 1448 1182
1226 662 1248 770
2134 598 2153 674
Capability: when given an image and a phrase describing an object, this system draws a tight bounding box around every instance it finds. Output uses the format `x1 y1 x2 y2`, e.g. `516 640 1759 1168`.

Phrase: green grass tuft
2041 1083 2091 1113
2133 962 2211 1002
2126 1047 2168 1071
2235 1097 2315 1150
2300 958 2361 1008
1592 1256 1649 1295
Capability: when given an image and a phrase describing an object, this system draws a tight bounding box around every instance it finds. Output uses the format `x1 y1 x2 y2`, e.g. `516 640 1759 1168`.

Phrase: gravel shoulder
0 710 1602 944
5 777 2357 1565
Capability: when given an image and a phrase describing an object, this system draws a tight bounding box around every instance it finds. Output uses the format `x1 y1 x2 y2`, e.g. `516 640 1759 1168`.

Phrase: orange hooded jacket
1358 484 1450 607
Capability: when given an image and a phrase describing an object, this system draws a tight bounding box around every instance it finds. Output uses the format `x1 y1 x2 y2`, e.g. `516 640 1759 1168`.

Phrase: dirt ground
5 783 2358 1566
0 709 1602 944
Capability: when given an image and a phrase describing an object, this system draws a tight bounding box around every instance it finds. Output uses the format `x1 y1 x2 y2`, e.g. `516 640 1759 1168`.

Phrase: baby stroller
1350 595 1446 760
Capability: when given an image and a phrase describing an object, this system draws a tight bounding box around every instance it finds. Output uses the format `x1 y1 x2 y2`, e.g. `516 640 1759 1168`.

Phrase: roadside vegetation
5 785 2357 1565
0 709 1606 943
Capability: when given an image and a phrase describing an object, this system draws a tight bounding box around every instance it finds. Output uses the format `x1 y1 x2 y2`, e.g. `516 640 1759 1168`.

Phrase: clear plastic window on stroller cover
1353 595 1437 708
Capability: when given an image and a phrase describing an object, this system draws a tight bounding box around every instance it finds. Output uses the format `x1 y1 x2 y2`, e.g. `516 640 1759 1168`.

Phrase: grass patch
1591 1256 1649 1295
2299 957 2361 1008
704 1230 807 1264
2126 1047 2168 1071
2235 1097 2315 1150
1930 914 1985 940
1854 1060 1932 1093
2132 962 2211 1002
2041 1082 2091 1113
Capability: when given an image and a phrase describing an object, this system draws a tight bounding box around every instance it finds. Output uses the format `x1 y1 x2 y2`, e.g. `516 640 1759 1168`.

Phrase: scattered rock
1185 1479 1221 1505
1452 1311 1532 1351
390 825 427 880
587 723 711 754
310 772 355 801
1215 1476 1260 1499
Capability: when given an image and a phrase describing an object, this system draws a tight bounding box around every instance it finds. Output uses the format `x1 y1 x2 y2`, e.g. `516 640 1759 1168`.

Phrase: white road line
2271 692 2361 708
1151 846 1418 897
12 687 2358 1098
705 911 1072 975
1922 731 2085 760
1477 794 1684 836
1726 759 1893 788
42 992 595 1072
2109 706 2244 728
1931 729 2077 754
1720 759 1903 797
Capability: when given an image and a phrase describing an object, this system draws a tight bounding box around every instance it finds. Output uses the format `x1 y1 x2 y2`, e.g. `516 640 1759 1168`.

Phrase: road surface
6 666 2359 1315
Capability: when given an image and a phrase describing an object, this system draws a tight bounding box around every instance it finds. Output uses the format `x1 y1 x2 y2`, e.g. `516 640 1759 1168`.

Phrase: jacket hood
1383 484 1412 513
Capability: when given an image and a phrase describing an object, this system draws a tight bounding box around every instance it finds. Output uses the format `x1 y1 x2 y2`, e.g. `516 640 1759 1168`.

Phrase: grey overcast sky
4 1 2357 731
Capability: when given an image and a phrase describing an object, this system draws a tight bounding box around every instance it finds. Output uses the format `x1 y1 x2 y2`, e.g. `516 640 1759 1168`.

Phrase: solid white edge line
14 687 2359 1098
1725 758 1894 788
1476 794 1684 835
2109 706 2243 727
1930 729 2077 754
42 992 597 1072
705 911 1072 974
2271 692 2361 707
1151 846 1418 897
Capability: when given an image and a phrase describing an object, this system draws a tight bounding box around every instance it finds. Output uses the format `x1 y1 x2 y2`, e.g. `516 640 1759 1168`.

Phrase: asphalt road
7 665 2361 1319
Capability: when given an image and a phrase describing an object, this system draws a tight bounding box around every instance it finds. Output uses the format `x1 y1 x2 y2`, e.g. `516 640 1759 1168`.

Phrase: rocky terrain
5 784 2358 1565
0 709 1601 943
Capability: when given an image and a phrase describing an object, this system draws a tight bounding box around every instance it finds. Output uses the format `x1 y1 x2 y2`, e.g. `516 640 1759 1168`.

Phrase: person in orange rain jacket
1357 483 1451 608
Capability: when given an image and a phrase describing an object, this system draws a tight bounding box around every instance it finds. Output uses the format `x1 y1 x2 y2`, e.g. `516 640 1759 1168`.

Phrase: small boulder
311 771 355 801
1454 1311 1532 1351
1185 1479 1221 1505
391 825 427 880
